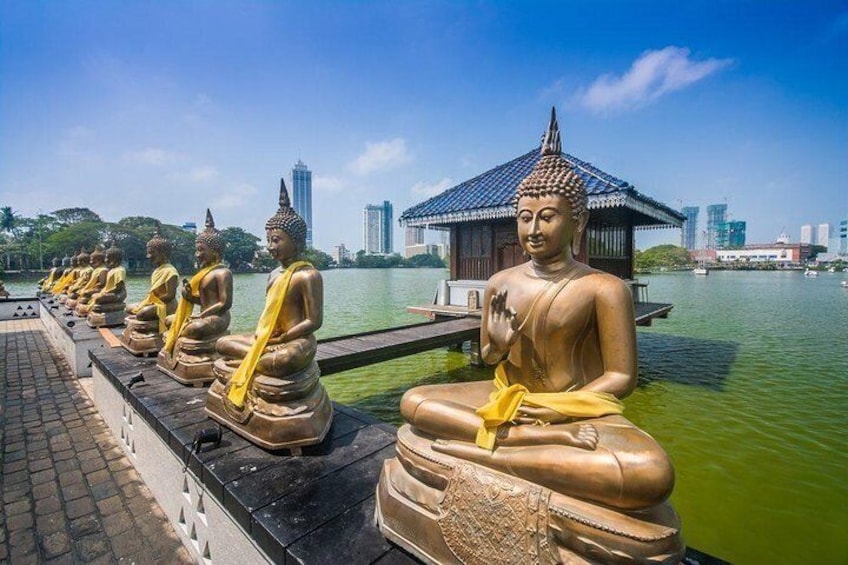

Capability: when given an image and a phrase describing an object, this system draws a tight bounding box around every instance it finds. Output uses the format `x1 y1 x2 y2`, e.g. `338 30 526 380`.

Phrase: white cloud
313 175 347 193
168 165 220 184
122 147 177 166
212 183 257 209
411 177 453 198
347 138 410 175
578 46 733 113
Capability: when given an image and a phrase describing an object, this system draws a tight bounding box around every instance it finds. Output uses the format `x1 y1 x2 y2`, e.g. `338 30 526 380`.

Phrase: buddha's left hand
514 405 573 425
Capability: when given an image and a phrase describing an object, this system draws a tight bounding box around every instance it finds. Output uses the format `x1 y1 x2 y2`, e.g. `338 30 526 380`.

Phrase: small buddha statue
156 209 233 386
74 246 110 317
87 242 128 327
120 225 180 355
206 181 332 451
39 257 64 295
376 109 684 564
52 255 77 297
62 250 93 307
0 281 8 299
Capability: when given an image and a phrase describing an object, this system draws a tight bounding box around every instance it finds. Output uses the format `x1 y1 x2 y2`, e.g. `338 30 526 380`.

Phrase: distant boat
693 267 709 276
804 269 819 278
828 267 836 273
842 280 848 288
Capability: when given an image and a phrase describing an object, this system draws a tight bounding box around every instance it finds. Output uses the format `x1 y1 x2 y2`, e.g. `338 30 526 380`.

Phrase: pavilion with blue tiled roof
401 147 684 282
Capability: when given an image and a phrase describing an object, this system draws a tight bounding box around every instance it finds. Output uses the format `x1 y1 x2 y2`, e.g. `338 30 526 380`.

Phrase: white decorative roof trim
402 193 682 228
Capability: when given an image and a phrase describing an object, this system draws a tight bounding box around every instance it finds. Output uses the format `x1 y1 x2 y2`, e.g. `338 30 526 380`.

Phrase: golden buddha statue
62 250 94 307
39 257 64 294
0 280 8 299
120 225 180 355
87 242 128 327
376 109 684 564
206 181 332 452
51 255 77 297
74 245 110 316
157 209 233 386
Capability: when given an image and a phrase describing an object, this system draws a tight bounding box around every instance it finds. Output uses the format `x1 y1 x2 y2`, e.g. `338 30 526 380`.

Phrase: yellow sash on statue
79 266 108 295
474 362 625 450
163 263 223 354
69 266 94 293
131 264 179 334
41 270 57 291
52 269 78 294
93 267 126 300
226 261 312 409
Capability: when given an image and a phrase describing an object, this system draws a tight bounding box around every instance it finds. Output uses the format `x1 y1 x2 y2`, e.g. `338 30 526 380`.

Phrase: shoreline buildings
291 160 313 248
363 201 393 255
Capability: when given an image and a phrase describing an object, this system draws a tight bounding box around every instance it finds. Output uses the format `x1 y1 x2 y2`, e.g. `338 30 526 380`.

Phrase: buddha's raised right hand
487 289 519 353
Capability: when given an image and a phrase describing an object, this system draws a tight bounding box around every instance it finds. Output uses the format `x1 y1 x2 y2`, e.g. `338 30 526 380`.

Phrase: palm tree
1 206 17 269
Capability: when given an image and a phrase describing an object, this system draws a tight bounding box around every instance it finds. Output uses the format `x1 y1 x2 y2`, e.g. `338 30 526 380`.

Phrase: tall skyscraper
363 201 393 254
706 203 727 250
817 223 832 250
291 160 313 248
840 218 847 254
727 220 746 248
680 206 699 250
405 226 425 247
800 224 815 245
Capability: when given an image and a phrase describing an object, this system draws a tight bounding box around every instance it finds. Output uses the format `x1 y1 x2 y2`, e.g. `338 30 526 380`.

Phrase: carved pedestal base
375 426 684 565
205 360 333 451
119 317 164 356
87 309 126 328
156 334 227 386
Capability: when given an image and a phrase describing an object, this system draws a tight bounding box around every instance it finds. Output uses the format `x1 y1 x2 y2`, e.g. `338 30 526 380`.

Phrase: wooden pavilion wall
449 214 635 281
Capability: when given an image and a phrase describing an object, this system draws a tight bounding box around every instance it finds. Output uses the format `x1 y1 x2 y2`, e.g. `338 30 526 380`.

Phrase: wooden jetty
316 301 674 376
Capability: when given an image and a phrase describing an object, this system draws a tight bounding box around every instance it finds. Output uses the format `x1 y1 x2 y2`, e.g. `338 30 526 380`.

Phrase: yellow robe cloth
92 266 126 301
68 266 94 293
474 362 625 450
131 264 179 334
52 269 78 294
78 266 108 299
226 261 311 409
162 263 223 355
41 269 58 291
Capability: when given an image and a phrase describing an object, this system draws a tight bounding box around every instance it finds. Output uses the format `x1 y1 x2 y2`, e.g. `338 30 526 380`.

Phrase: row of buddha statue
39 109 683 563
40 242 129 327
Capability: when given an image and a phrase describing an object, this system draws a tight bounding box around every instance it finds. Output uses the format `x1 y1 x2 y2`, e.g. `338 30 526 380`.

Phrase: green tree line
1 205 447 273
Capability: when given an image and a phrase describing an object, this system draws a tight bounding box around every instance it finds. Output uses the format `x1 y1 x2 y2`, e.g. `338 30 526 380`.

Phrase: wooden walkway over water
315 302 673 375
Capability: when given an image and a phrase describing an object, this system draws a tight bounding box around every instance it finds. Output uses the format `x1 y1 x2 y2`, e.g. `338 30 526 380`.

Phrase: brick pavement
0 319 192 564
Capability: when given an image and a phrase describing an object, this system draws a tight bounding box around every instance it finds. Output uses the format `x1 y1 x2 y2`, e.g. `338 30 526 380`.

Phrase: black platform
89 346 416 564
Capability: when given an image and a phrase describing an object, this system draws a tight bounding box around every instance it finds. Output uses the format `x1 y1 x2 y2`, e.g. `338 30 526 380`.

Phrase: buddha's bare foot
495 422 598 450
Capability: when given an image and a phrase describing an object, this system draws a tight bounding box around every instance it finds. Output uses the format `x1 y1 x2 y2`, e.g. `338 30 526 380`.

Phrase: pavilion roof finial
541 106 561 157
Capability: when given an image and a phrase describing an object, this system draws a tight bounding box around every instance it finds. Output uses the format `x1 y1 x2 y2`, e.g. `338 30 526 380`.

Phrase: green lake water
7 268 848 564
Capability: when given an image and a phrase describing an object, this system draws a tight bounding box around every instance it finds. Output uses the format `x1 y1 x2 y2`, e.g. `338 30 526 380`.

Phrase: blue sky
1 1 846 252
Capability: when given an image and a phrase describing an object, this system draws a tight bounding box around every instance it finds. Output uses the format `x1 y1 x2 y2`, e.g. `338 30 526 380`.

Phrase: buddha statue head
146 223 173 267
195 209 226 268
265 179 307 264
90 245 106 268
62 255 72 268
513 107 589 259
51 257 61 268
105 241 123 268
77 248 91 267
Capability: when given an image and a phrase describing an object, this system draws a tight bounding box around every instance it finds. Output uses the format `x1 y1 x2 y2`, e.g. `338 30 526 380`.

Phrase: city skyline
1 2 845 253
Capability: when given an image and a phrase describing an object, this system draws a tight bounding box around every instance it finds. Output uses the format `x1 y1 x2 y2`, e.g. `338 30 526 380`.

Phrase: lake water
6 268 848 564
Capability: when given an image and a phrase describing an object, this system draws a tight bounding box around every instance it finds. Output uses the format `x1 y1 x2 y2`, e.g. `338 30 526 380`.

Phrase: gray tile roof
401 148 685 228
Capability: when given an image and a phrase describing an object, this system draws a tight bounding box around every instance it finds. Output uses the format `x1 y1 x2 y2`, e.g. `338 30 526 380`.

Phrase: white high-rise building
800 224 815 245
291 160 313 248
817 223 832 250
363 201 393 254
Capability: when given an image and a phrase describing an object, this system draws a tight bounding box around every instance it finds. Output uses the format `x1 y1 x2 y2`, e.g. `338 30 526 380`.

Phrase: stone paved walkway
0 319 192 564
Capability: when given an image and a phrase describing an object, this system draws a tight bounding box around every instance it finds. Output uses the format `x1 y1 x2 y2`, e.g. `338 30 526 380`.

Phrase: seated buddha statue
75 246 110 316
120 225 179 355
376 109 684 564
39 257 64 295
157 209 232 386
51 255 77 297
206 180 332 452
87 242 128 327
62 250 93 307
0 280 8 299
